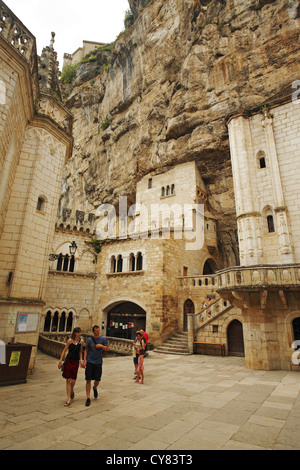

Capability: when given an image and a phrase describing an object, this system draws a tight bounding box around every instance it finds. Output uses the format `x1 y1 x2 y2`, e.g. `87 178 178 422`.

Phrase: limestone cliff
59 0 300 265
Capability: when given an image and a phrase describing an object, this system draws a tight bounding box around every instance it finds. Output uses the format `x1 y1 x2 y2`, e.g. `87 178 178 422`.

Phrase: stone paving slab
0 350 300 451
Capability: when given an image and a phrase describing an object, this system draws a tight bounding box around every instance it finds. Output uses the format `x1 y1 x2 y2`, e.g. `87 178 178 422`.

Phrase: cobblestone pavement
0 350 300 450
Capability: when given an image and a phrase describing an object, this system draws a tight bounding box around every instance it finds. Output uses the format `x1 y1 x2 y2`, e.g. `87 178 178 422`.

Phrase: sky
4 0 130 69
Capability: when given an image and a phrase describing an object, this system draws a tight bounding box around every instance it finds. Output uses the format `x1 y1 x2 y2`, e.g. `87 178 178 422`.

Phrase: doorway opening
183 299 195 332
227 320 245 356
106 301 146 340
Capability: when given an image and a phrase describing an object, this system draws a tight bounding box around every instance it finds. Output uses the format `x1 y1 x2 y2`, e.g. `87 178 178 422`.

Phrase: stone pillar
187 313 194 354
242 307 283 370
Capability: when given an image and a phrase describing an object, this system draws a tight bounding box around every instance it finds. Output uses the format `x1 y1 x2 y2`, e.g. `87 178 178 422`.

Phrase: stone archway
203 258 218 275
106 301 146 340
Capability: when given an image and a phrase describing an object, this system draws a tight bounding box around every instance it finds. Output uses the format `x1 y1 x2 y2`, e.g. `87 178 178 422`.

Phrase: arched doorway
292 317 300 342
203 258 218 275
183 299 194 332
106 302 146 340
227 320 245 356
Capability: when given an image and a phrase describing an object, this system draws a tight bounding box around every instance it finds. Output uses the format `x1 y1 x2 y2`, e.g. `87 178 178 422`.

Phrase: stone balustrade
0 1 38 102
179 274 217 289
39 333 133 358
217 264 300 291
192 297 231 332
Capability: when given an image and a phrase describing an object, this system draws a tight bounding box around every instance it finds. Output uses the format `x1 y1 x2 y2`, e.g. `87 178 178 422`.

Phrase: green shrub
60 64 77 84
101 118 112 131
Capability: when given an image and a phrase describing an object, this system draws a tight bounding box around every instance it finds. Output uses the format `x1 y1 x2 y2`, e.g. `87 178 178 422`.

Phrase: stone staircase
154 331 190 355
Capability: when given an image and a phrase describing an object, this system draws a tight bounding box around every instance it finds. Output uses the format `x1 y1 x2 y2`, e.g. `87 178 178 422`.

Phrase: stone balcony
0 0 39 102
216 264 300 309
217 265 300 291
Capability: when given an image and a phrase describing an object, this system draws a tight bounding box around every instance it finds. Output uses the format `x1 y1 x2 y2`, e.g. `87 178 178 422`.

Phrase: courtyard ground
0 349 299 451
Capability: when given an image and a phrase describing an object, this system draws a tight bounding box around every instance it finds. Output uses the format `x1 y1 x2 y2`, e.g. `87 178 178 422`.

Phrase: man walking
83 325 109 406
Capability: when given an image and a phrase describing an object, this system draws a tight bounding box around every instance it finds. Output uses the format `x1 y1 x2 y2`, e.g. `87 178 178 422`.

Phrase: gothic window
52 311 59 331
161 187 165 197
129 253 135 271
259 157 266 168
66 311 73 332
257 150 267 169
56 254 63 271
171 184 175 195
59 311 66 332
69 255 75 273
111 256 116 273
267 215 275 233
63 254 69 272
44 311 51 332
136 252 143 271
117 255 123 273
56 253 75 273
36 196 46 212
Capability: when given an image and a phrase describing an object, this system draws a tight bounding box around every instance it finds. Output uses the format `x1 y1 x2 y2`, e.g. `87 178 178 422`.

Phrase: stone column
187 313 194 354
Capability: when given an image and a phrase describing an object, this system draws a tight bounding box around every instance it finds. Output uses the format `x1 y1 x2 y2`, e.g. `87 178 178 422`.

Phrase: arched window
161 187 165 197
52 311 59 331
117 255 123 273
44 311 51 332
63 254 69 272
166 185 170 196
259 157 266 169
136 252 143 271
111 256 116 273
59 311 66 332
171 184 175 195
129 253 135 271
36 196 46 212
56 254 63 271
69 255 75 273
267 215 275 233
66 311 73 332
257 150 267 169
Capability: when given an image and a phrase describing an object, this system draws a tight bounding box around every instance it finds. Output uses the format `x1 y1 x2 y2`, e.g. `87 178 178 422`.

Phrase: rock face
60 0 300 263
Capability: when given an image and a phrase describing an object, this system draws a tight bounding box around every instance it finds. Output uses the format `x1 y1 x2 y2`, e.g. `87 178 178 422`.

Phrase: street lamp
49 241 77 261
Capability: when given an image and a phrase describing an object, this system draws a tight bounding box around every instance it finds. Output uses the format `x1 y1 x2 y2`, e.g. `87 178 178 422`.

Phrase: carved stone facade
0 1 72 370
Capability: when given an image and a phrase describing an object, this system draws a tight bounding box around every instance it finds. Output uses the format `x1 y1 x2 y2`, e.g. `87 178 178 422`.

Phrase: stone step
154 331 190 355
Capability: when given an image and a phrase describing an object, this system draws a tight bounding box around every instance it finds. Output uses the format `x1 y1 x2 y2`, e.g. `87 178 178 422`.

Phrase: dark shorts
85 362 102 382
133 353 139 365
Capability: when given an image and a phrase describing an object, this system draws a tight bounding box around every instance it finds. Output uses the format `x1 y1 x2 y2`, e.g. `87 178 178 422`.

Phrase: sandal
64 402 71 407
71 392 75 399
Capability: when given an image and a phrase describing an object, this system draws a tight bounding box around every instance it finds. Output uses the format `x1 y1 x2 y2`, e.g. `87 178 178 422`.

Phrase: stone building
0 2 73 369
1 0 300 373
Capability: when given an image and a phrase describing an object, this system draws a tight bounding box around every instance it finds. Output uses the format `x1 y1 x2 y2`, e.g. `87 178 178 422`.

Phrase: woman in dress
58 327 83 406
134 331 145 384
